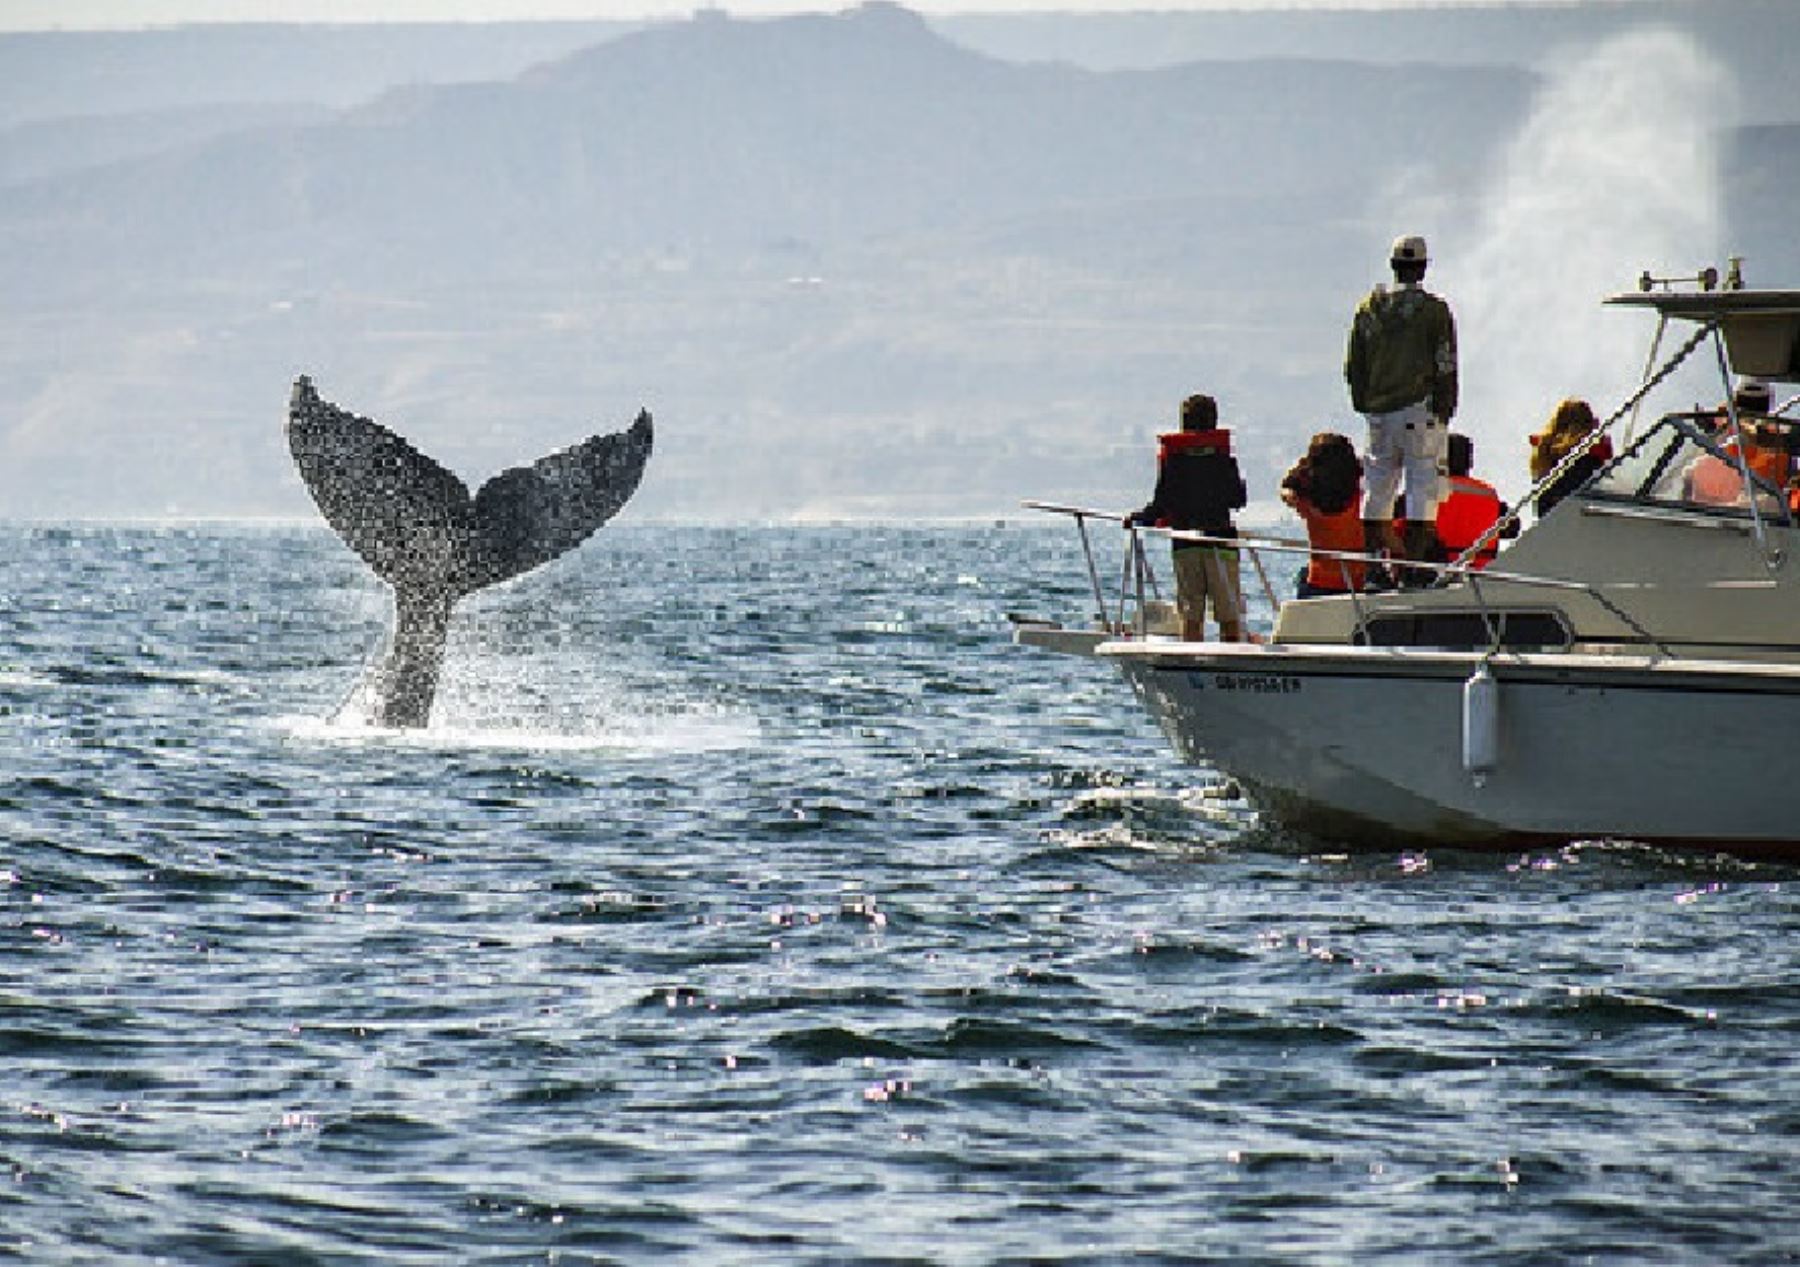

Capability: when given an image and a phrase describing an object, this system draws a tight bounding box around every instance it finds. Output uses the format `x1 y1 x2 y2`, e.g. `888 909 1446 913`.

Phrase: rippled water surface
3 523 1796 1265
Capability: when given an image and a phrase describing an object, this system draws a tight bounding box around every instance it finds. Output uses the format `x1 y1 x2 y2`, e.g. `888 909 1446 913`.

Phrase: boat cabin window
1355 610 1572 650
1584 414 1794 523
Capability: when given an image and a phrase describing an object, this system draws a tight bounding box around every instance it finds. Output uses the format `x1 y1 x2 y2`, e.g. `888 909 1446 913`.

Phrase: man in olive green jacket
1345 234 1458 572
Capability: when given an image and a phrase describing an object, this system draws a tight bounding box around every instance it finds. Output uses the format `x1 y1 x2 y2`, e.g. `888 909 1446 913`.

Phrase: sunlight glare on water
1 521 1796 1266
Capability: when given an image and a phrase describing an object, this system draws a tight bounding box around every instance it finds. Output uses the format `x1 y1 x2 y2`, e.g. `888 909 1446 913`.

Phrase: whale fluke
287 375 653 728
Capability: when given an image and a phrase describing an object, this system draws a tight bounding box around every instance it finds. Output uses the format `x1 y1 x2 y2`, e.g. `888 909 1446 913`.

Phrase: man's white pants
1362 399 1446 520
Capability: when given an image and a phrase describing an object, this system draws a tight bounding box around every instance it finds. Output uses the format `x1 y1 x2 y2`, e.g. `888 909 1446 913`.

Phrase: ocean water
2 521 1795 1266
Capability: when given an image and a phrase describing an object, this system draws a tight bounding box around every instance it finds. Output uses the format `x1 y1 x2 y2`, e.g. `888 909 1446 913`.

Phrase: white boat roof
1606 288 1800 381
1606 289 1800 318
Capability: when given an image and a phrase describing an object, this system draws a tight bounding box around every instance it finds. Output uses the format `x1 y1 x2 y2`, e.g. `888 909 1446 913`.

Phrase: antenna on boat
1636 257 1745 295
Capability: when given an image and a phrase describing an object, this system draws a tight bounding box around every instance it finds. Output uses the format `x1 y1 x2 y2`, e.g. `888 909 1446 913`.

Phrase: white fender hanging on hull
1462 663 1500 784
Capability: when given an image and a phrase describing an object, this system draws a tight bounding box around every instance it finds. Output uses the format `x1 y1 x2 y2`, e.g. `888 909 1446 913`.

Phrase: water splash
289 625 759 753
274 706 759 754
1401 28 1738 498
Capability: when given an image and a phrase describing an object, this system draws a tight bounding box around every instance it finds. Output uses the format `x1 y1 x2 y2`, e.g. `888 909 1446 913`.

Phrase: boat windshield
1584 413 1794 524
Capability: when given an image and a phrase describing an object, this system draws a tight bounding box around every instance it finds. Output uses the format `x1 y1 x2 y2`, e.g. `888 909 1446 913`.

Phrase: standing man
1345 234 1458 572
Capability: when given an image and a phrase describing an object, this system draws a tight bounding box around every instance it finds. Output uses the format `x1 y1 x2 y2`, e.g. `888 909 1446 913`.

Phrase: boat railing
1022 501 1673 658
1020 500 1300 636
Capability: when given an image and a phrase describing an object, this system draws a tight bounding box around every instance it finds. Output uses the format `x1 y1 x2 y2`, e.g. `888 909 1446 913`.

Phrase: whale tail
286 375 653 728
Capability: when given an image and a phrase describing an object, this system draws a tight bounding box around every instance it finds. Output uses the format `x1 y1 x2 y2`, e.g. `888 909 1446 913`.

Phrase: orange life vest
1157 429 1232 459
1741 437 1788 490
1298 494 1366 591
1693 431 1784 502
1435 474 1503 567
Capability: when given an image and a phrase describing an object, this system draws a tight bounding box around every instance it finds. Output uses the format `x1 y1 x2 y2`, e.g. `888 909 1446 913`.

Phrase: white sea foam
272 701 760 754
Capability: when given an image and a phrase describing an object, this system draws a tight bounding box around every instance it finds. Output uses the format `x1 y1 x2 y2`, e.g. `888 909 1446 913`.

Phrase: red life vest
1529 431 1613 477
1141 429 1239 533
1157 429 1232 460
1299 495 1367 591
1436 474 1502 566
1731 436 1788 490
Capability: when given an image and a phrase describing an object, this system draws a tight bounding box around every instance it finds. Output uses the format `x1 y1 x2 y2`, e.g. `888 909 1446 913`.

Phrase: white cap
1390 234 1429 265
1735 377 1772 409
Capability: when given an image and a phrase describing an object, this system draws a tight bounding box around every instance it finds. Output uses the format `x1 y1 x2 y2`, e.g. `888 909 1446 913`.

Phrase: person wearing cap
1124 393 1248 641
1703 378 1790 501
1734 377 1773 417
1673 380 1790 508
1345 234 1459 574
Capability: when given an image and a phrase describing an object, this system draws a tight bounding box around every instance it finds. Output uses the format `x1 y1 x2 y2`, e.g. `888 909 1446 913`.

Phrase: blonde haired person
1529 398 1612 517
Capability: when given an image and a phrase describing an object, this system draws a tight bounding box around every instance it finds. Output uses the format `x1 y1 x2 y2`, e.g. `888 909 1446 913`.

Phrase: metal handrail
1041 504 1117 633
1022 502 1674 657
1022 500 1291 638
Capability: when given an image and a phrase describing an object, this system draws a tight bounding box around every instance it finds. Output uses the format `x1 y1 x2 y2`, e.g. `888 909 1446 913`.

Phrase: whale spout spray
286 376 653 728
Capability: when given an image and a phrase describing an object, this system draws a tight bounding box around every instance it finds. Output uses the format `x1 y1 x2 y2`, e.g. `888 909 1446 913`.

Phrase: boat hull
1110 643 1800 857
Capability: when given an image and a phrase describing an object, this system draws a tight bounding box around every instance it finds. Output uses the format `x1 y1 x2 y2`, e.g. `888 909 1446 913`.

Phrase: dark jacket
1536 451 1607 518
1133 440 1247 547
1345 283 1458 419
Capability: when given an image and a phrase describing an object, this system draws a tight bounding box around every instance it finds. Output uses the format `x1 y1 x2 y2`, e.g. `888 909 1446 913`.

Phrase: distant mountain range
5 5 1536 293
944 0 1800 125
0 2 1792 521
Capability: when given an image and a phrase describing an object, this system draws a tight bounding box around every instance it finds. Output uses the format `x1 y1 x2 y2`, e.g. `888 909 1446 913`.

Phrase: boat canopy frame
1457 282 1800 572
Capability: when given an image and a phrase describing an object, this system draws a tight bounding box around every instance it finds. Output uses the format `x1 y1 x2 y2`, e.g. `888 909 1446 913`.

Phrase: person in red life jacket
1436 432 1515 569
1280 432 1368 598
1726 379 1790 493
1683 380 1788 508
1686 437 1784 508
1124 393 1248 641
1529 398 1613 518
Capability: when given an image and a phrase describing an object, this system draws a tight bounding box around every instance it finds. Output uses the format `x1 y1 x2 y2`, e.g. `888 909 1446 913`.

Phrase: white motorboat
1018 270 1800 857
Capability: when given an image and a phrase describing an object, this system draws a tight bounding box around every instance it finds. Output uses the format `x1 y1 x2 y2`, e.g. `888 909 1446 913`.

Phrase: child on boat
1281 432 1369 598
1125 393 1247 641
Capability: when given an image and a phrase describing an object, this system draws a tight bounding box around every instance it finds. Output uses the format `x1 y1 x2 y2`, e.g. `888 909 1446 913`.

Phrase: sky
0 0 1649 32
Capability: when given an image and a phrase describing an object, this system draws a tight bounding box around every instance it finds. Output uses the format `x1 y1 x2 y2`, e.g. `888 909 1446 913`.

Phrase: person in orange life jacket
1124 393 1248 641
1529 398 1613 518
1435 432 1515 569
1725 378 1790 492
1685 380 1789 507
1737 379 1800 515
1280 432 1368 598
